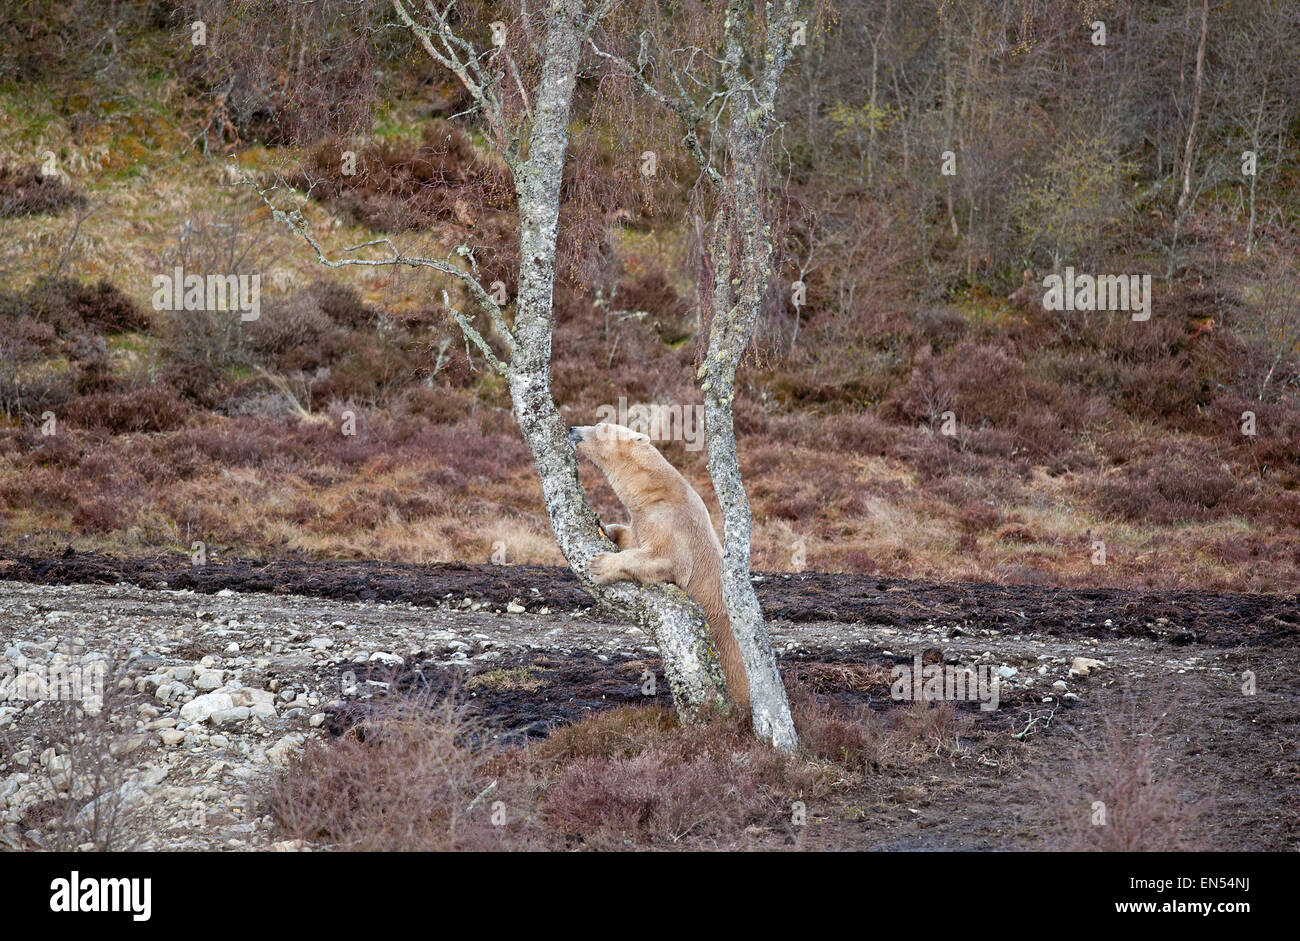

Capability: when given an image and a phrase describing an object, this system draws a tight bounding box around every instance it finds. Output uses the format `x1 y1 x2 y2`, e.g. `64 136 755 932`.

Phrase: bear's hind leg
602 523 636 550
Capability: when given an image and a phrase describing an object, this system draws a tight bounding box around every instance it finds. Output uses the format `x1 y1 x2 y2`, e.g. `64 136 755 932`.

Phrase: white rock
159 729 186 746
137 766 168 787
1069 657 1105 678
209 707 251 724
266 734 306 767
193 672 222 691
179 692 234 723
229 687 276 717
308 637 333 650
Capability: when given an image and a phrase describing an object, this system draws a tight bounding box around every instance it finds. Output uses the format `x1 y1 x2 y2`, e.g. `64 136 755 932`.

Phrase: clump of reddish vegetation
0 277 159 422
0 277 150 339
265 697 534 851
1092 445 1241 524
296 121 514 232
264 683 993 852
787 689 885 774
62 387 193 434
526 705 831 848
0 164 86 217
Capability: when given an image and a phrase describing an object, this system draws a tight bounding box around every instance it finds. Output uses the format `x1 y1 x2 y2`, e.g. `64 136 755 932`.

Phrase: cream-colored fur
570 422 749 714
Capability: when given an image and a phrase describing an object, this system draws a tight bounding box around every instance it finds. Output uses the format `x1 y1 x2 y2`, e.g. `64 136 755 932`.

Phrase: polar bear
569 422 749 714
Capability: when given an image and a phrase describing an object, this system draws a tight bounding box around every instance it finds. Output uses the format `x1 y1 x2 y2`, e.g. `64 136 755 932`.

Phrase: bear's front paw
588 552 624 584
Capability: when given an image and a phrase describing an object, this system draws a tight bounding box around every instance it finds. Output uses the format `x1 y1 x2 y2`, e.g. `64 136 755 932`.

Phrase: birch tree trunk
1177 0 1209 217
1167 0 1208 281
696 0 800 752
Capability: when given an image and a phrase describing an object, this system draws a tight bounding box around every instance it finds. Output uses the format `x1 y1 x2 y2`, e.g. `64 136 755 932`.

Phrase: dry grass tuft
788 688 885 774
1035 689 1209 850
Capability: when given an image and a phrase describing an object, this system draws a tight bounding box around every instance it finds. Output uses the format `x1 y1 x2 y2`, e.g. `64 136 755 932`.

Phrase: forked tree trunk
502 1 728 717
289 0 732 720
470 0 731 716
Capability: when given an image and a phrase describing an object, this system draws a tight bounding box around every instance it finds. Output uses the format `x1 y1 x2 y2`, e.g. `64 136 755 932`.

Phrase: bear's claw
588 552 623 584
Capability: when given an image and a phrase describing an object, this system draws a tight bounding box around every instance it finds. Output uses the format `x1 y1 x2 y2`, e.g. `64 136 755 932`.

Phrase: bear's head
569 422 675 506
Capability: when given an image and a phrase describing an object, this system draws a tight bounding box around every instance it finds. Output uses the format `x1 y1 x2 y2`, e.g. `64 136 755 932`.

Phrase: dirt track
2 549 1296 647
1 550 1298 850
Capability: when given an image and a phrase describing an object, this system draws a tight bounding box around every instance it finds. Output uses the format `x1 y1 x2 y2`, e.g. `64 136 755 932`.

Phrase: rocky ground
1 555 1297 850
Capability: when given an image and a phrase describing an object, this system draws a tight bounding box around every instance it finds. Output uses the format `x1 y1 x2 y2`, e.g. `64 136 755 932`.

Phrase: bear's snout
568 426 584 445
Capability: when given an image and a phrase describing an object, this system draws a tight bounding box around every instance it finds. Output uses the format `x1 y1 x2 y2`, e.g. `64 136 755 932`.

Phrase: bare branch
443 290 509 375
393 1 501 130
587 38 724 189
244 177 515 364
